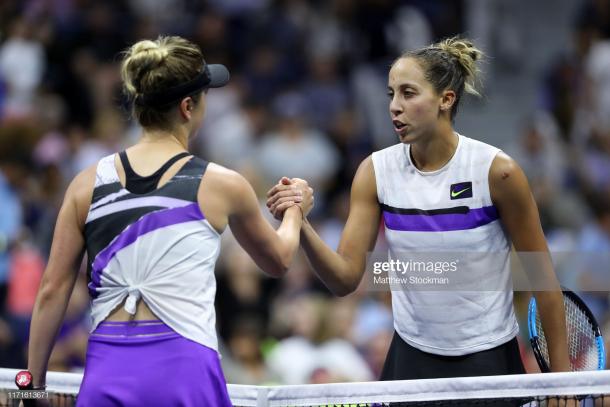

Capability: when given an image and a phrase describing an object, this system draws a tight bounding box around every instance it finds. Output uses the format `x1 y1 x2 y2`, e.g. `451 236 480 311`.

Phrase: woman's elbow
262 256 290 278
330 279 358 297
36 274 72 306
267 264 289 278
36 281 58 307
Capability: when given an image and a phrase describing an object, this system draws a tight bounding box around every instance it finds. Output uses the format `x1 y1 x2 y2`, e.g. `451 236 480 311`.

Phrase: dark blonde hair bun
396 36 485 119
120 36 204 128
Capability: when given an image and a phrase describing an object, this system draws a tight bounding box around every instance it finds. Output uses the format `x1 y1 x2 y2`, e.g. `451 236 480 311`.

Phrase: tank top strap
118 151 191 194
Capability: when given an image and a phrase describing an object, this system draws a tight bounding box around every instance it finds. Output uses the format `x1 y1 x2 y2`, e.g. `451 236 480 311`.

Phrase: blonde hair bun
120 36 204 128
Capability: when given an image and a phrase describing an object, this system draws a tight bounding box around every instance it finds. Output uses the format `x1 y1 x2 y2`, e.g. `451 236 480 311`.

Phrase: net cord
1 369 610 407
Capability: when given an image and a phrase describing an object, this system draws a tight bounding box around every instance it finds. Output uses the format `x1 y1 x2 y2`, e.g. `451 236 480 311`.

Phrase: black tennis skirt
380 331 526 381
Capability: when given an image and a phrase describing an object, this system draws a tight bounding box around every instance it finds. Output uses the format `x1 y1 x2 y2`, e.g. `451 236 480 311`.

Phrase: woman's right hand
266 177 314 220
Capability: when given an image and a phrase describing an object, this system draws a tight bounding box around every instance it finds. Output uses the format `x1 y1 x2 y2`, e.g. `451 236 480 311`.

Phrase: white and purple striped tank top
372 134 519 356
84 154 222 352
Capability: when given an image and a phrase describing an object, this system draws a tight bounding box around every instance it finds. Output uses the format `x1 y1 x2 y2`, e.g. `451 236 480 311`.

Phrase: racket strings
535 296 599 371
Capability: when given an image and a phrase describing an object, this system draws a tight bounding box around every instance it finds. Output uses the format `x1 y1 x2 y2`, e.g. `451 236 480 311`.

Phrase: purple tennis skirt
76 320 233 407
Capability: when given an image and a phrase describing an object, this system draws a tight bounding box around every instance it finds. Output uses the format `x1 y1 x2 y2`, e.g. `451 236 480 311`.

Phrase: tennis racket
528 289 606 372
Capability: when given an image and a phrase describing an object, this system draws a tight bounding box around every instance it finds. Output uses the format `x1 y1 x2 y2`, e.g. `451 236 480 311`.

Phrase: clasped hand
266 177 314 220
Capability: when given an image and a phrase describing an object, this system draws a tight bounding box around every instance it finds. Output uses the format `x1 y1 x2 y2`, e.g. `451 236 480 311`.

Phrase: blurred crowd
0 0 609 385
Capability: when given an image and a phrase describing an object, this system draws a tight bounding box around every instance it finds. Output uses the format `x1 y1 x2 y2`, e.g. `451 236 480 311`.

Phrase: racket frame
527 290 606 372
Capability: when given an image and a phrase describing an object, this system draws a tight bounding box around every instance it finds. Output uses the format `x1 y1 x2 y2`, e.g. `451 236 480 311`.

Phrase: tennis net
0 368 609 406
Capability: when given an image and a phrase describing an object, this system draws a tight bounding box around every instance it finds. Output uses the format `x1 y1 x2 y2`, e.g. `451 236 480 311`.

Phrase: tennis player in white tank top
268 37 572 379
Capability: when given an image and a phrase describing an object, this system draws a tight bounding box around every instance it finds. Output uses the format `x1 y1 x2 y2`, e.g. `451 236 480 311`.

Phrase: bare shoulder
69 164 97 192
352 155 378 197
64 164 97 226
490 152 521 180
203 163 251 196
489 151 530 202
356 155 375 176
200 163 256 216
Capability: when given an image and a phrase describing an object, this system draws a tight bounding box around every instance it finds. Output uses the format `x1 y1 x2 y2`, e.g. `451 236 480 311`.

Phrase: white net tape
2 369 609 406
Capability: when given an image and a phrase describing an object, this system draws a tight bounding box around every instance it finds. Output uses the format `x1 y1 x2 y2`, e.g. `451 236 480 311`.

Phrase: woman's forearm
274 206 303 271
300 219 356 296
535 290 571 372
27 278 76 386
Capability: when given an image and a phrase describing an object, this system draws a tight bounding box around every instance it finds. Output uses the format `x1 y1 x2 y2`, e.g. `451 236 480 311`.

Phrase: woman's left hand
266 177 314 220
